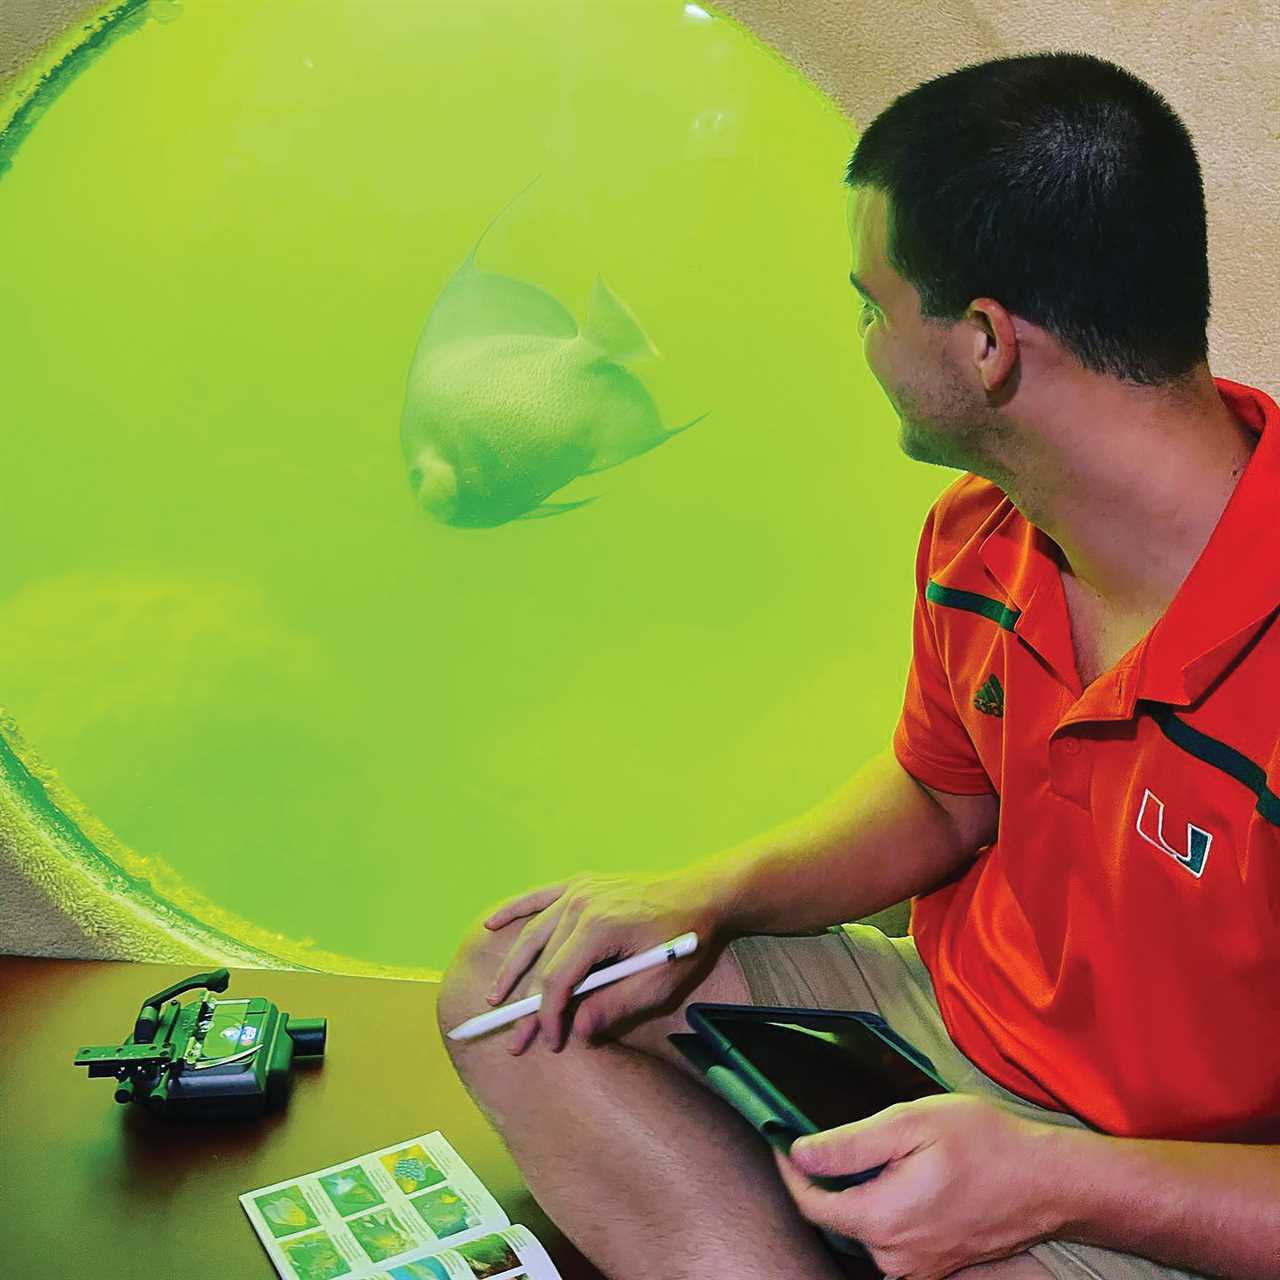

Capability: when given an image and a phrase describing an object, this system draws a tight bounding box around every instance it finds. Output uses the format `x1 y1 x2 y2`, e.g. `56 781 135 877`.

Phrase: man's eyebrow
849 270 881 308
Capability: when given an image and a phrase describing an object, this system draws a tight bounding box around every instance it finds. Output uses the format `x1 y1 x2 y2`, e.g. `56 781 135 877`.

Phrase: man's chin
897 419 929 462
898 422 965 472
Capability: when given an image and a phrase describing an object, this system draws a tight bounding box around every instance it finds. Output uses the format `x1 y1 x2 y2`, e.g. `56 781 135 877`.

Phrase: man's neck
1001 385 1256 617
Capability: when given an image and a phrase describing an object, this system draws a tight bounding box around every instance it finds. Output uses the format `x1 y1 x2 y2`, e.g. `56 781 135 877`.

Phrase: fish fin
417 267 578 358
579 452 634 477
515 496 599 520
662 409 710 441
581 274 659 363
580 410 709 475
412 176 578 359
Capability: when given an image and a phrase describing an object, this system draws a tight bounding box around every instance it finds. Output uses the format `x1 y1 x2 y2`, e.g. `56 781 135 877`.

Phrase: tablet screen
704 1009 947 1131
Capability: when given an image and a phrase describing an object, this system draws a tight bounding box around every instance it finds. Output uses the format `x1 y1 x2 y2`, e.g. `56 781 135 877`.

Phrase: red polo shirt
893 376 1280 1142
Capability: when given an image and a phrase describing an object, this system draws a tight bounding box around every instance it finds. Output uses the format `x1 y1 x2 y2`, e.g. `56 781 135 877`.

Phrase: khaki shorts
725 925 1208 1280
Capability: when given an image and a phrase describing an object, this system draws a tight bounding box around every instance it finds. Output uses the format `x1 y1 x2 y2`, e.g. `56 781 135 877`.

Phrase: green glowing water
0 0 949 972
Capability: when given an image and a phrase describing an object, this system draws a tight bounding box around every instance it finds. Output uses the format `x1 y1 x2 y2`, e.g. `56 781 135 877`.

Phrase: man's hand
772 1093 1062 1280
480 872 727 1053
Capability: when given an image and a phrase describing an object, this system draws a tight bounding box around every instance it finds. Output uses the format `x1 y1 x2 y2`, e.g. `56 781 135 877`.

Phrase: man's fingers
489 908 565 1006
773 1149 841 1229
571 1001 600 1042
570 970 662 1044
534 921 605 1051
484 883 569 931
507 1014 540 1056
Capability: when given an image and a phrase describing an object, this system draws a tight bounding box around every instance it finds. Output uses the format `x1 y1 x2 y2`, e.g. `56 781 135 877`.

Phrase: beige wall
0 0 101 90
1 0 1276 958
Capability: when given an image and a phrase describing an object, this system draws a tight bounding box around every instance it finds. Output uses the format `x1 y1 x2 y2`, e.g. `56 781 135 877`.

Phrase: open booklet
240 1131 564 1280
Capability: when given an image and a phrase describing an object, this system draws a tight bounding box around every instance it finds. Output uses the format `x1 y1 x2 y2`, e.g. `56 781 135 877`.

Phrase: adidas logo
974 672 1004 718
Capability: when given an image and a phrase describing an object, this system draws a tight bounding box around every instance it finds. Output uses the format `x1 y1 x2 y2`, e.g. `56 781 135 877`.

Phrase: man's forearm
692 748 973 939
1042 1122 1280 1279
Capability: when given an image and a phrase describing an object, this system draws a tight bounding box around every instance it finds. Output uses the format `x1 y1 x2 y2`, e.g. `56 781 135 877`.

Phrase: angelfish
399 177 708 527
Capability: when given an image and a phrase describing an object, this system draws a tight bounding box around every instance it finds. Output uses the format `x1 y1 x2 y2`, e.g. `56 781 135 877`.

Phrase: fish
399 176 708 528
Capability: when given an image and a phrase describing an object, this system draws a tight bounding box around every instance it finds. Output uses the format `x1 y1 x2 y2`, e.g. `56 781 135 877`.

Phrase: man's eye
858 301 878 325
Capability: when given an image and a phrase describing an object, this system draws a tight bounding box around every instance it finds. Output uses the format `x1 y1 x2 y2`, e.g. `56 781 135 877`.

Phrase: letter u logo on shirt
1135 787 1213 878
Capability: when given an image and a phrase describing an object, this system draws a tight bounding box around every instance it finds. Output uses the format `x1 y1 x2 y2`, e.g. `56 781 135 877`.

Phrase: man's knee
436 918 513 1049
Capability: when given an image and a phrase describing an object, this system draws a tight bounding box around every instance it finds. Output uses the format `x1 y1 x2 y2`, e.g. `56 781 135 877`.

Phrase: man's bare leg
438 921 848 1279
437 923 1054 1280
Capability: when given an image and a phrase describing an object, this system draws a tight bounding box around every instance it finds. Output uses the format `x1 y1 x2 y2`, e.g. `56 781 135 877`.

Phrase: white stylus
446 931 699 1041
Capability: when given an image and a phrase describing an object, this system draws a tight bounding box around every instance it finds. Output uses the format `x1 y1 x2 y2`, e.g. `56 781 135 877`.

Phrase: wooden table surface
0 954 603 1279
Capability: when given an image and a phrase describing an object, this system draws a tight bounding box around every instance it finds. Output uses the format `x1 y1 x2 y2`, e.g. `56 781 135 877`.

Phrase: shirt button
1064 739 1081 755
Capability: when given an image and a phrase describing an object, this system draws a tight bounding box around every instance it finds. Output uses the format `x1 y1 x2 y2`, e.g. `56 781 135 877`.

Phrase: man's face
846 184 1006 475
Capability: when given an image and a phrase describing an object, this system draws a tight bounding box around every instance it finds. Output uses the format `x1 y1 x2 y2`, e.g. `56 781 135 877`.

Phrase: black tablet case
668 1002 950 1266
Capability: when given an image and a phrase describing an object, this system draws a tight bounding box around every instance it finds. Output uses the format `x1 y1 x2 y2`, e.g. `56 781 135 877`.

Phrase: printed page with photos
240 1130 565 1280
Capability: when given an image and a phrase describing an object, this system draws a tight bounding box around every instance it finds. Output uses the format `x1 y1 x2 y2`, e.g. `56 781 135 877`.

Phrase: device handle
133 968 231 1042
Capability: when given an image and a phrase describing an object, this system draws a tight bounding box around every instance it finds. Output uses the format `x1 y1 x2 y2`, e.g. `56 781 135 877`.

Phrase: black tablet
670 1002 950 1192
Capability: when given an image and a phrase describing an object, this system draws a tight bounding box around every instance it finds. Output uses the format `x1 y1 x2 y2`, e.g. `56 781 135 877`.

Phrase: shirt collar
977 376 1280 713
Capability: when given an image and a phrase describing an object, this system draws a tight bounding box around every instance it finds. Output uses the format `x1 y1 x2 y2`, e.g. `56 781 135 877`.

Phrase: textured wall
1 0 1276 960
0 0 101 89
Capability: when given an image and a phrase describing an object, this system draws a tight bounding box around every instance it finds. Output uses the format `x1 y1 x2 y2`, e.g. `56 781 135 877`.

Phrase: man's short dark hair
845 51 1210 391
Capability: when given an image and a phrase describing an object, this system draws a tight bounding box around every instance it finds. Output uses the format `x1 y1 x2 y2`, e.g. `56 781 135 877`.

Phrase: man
439 52 1279 1280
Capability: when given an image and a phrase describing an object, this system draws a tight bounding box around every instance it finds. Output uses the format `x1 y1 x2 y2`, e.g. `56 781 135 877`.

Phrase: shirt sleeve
892 501 997 796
